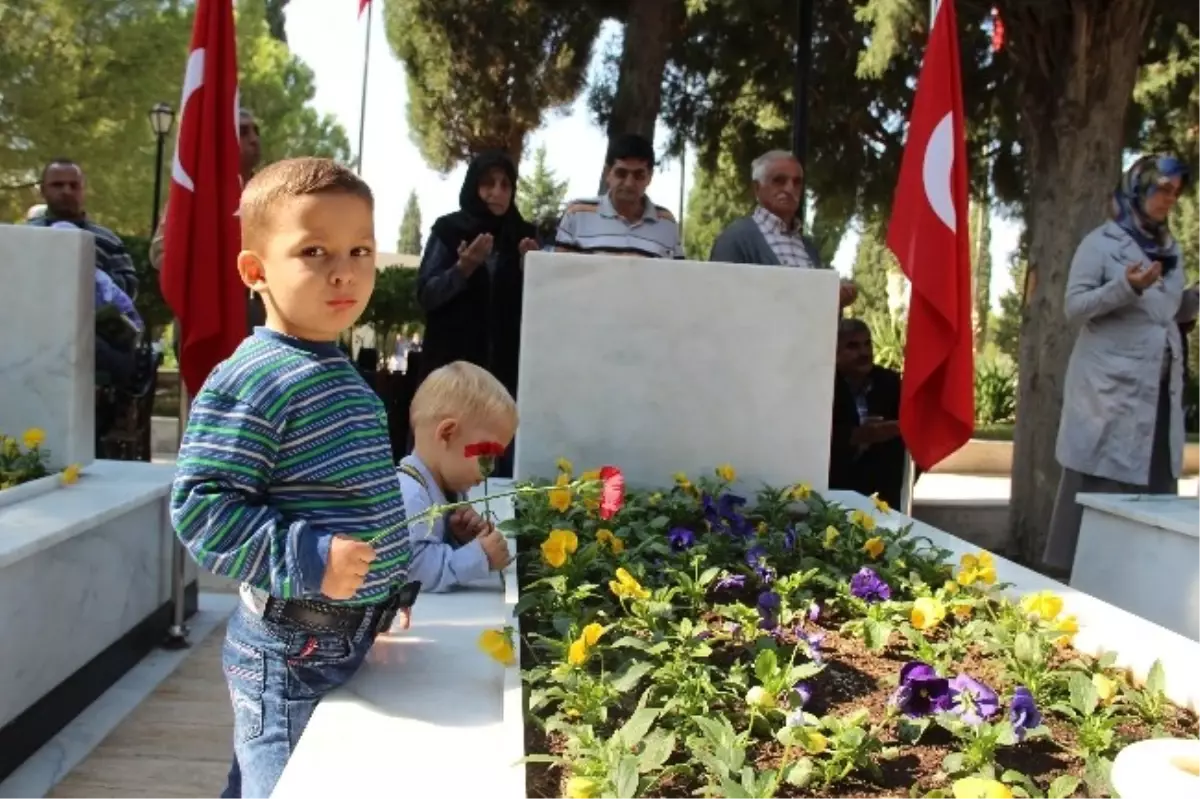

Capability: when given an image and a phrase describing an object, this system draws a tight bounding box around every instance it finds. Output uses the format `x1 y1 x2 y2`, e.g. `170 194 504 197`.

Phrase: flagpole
356 2 372 174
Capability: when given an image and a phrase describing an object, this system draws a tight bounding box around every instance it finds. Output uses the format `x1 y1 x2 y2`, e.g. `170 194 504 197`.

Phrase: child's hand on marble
448 507 488 544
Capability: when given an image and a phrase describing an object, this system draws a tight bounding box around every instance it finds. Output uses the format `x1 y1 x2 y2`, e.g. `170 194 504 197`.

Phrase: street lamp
148 102 174 236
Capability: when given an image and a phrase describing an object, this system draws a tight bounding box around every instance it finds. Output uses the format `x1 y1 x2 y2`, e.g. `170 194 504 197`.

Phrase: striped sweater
170 328 410 605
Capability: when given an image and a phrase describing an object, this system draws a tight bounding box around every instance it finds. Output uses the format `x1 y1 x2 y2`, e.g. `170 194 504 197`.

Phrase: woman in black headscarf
415 151 538 472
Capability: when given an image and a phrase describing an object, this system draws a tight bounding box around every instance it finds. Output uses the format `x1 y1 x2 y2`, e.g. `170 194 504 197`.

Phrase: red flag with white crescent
159 0 244 397
359 0 371 18
885 0 974 470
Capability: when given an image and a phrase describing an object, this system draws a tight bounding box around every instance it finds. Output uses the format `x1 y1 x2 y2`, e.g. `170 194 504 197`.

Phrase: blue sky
284 0 1018 306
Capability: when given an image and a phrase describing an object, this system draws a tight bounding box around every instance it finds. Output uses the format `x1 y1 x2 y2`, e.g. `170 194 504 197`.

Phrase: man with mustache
710 150 857 309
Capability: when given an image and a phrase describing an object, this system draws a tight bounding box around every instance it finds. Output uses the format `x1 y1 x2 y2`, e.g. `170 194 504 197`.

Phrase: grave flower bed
0 427 81 490
499 463 1195 799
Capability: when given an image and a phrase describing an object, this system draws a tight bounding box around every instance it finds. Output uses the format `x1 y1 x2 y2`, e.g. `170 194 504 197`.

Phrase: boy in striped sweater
399 361 515 592
170 158 416 798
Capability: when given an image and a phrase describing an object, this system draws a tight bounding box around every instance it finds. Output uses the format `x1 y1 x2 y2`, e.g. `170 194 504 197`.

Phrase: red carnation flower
464 441 505 458
598 465 625 520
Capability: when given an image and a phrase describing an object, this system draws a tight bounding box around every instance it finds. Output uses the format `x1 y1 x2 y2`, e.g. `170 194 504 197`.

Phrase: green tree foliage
383 0 601 171
361 266 423 345
517 144 568 225
397 189 422 255
849 219 896 320
0 0 348 232
682 145 752 261
969 198 993 352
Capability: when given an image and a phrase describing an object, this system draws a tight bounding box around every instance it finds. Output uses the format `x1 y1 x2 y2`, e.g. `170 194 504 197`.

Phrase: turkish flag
159 0 245 397
885 0 974 470
359 0 371 18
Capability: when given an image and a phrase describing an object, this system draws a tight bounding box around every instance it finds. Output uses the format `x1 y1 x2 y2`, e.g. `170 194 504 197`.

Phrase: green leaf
896 717 930 744
698 566 721 587
754 648 780 682
617 707 661 748
1013 632 1041 665
614 753 640 798
612 635 653 651
1097 650 1118 669
511 591 543 617
649 515 670 529
1083 755 1114 797
1145 659 1166 695
1069 672 1100 716
941 752 965 775
718 776 752 798
611 662 656 694
863 619 893 651
1047 774 1080 799
638 731 676 772
786 662 825 683
783 757 814 788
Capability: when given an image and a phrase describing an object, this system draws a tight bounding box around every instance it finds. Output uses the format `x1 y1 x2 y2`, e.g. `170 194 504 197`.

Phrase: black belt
262 580 422 636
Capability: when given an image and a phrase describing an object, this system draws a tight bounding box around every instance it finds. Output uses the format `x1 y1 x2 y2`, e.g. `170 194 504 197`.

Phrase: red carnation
598 465 625 520
464 441 505 458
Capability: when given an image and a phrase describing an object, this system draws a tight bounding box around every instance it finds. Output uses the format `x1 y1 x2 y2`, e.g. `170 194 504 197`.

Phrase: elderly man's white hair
25 203 46 221
750 150 800 183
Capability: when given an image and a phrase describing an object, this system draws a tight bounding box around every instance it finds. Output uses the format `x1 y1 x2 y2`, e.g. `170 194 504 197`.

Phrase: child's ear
237 250 268 294
435 418 458 446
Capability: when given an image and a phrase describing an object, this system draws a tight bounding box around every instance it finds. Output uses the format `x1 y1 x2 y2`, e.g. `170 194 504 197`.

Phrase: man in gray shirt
710 150 857 309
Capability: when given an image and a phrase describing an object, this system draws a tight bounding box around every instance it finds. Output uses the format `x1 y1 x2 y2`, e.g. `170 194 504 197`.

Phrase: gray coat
709 216 825 267
1056 220 1186 484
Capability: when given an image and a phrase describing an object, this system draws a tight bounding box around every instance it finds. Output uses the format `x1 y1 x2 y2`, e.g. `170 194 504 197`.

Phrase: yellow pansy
952 777 1013 798
716 463 737 482
942 580 960 596
648 492 662 506
580 468 600 482
789 482 812 501
595 528 625 554
1 436 18 457
745 686 775 709
863 537 885 559
567 622 606 666
952 602 973 621
823 525 840 550
549 528 578 553
565 776 600 798
799 729 828 754
478 628 515 666
556 457 574 475
1053 614 1079 646
60 463 81 485
956 551 997 586
609 567 651 601
581 622 604 646
541 538 567 568
1092 673 1117 702
757 520 769 536
548 473 572 512
1020 590 1063 622
673 471 690 484
22 428 46 449
911 597 947 631
849 509 876 532
870 492 890 513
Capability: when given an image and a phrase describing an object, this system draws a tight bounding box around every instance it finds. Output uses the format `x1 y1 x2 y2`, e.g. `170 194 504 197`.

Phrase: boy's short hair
410 361 518 430
240 157 373 248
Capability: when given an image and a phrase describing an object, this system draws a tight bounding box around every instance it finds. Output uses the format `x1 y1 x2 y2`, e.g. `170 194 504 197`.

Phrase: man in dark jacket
828 318 909 507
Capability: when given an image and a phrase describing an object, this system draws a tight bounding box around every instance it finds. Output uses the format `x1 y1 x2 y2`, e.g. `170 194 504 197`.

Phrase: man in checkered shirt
710 150 857 309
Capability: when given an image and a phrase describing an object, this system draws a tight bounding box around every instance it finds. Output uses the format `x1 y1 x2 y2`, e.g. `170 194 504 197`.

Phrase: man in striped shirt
170 158 414 798
555 133 683 259
27 159 138 298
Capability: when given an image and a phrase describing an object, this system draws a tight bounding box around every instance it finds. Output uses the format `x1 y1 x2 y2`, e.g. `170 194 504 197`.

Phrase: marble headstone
515 252 839 491
0 224 95 468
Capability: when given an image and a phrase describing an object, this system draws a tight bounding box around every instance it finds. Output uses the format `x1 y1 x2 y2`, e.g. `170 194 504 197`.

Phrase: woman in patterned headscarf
1044 155 1191 576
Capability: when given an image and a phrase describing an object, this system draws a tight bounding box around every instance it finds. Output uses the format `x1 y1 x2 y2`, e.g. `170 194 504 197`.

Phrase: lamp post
148 102 174 235
792 0 814 224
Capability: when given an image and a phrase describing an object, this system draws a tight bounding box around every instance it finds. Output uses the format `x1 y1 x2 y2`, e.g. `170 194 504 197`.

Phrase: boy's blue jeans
218 601 383 798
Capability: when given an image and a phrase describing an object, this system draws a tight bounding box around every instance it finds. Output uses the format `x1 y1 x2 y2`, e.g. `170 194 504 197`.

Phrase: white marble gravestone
515 252 839 491
0 224 95 468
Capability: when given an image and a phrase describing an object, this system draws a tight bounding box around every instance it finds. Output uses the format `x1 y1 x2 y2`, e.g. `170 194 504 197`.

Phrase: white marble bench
1072 493 1199 641
271 483 524 798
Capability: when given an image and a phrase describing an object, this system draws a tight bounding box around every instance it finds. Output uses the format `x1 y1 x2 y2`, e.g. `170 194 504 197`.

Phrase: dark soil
521 613 1198 798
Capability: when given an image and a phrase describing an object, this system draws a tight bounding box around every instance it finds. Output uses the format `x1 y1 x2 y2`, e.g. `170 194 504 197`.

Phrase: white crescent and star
921 112 956 233
172 47 205 192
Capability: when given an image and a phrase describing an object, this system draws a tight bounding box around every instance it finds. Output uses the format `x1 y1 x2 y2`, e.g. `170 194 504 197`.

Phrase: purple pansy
668 527 696 551
849 567 892 603
890 661 951 718
949 673 1000 725
757 590 781 629
715 573 746 592
807 602 821 622
783 526 798 550
1009 686 1042 741
793 683 812 708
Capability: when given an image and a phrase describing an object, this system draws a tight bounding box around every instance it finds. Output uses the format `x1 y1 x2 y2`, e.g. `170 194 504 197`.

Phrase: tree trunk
1005 0 1153 564
596 0 683 192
